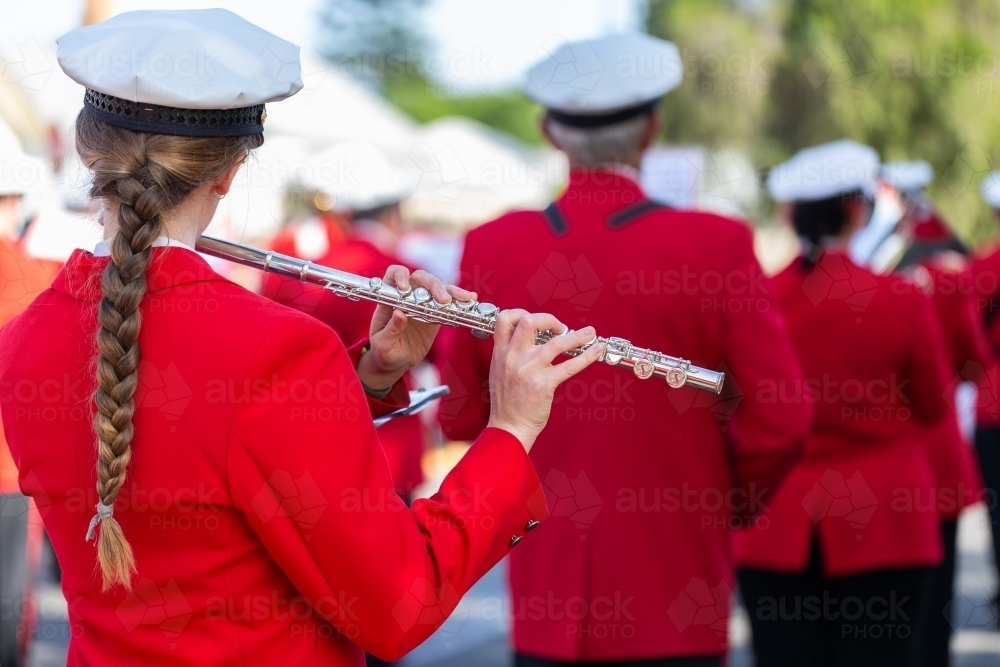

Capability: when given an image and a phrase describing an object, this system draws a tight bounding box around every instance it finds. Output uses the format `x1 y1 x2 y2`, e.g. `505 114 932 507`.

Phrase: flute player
0 9 604 665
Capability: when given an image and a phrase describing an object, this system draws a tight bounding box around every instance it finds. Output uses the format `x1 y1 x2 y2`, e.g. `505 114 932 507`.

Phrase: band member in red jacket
0 11 604 666
734 141 950 667
0 132 57 667
439 34 810 666
881 161 991 667
972 171 1000 622
262 143 425 500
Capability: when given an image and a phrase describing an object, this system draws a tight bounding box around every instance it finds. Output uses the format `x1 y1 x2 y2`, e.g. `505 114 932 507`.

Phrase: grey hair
545 113 653 167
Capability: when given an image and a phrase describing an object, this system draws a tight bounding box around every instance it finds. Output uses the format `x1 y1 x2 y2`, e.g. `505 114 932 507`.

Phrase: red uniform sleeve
226 317 547 660
437 237 493 441
342 338 411 416
904 292 951 424
720 227 811 508
948 275 993 379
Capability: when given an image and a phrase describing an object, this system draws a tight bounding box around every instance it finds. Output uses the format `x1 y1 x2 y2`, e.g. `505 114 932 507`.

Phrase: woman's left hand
356 265 477 392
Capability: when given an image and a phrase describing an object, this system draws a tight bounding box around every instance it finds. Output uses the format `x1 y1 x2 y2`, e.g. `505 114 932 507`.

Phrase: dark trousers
0 493 29 667
737 541 929 667
911 520 958 667
975 426 1000 607
515 655 721 667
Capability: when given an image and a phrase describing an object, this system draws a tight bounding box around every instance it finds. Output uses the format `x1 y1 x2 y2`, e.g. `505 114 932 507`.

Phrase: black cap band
545 99 659 128
83 89 265 138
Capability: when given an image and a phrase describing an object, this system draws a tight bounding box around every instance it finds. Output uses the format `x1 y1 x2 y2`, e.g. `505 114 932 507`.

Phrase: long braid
75 110 263 592
91 144 167 591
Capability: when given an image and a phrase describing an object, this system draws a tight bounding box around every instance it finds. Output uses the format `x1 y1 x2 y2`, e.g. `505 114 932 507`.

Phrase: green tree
316 0 543 144
646 0 1000 241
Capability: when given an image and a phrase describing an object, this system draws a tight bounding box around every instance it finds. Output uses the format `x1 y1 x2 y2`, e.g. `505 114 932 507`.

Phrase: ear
213 152 247 197
540 114 558 149
639 111 660 152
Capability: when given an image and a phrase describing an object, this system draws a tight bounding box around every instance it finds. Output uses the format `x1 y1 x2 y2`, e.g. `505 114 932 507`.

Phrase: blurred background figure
440 33 809 667
261 142 427 502
972 172 1000 627
880 161 967 269
735 140 949 667
870 160 992 667
0 117 55 667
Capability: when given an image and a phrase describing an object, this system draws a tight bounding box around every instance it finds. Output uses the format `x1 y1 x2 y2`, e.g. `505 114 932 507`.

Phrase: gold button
509 535 523 548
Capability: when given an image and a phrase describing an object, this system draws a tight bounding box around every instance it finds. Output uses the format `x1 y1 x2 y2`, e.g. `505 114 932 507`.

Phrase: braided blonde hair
75 111 262 590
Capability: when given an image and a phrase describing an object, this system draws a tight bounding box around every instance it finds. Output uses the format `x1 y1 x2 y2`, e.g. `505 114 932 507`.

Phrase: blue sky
3 0 643 90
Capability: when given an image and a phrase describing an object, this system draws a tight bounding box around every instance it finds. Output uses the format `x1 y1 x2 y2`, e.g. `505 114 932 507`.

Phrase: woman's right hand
487 310 604 451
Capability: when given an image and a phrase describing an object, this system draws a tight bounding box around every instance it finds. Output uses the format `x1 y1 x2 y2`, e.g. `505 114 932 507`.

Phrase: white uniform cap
882 160 933 193
982 171 1000 209
524 33 682 127
56 9 302 137
304 142 413 212
767 139 880 203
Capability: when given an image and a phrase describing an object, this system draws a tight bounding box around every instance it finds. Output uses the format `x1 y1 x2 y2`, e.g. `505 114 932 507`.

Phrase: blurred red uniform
903 259 989 519
734 252 948 575
440 168 810 661
261 231 425 498
0 237 61 494
970 245 1000 616
0 235 57 667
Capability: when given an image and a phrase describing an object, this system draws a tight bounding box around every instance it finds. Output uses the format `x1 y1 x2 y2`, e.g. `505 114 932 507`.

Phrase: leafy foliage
647 0 1000 240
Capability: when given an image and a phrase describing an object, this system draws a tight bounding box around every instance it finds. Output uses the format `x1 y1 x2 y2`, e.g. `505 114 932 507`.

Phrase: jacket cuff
346 339 411 417
440 427 549 561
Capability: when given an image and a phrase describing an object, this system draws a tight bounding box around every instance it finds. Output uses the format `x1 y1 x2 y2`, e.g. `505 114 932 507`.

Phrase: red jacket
0 247 547 666
733 253 948 576
0 236 61 494
903 261 990 518
439 169 810 660
971 246 1000 426
261 236 424 498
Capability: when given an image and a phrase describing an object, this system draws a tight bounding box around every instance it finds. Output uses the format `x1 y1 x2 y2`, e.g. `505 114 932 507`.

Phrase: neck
100 187 217 248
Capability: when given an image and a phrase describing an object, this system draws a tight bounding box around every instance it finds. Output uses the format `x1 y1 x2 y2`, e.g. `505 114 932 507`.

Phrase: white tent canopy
263 53 419 159
399 116 567 229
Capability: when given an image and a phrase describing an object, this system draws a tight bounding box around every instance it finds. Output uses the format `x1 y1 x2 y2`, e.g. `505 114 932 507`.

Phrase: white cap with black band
524 33 682 127
56 9 303 138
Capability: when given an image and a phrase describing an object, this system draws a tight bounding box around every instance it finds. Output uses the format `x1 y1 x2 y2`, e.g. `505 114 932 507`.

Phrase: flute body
195 236 725 394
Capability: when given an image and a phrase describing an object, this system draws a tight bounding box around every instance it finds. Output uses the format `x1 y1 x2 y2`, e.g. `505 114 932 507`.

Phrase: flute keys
665 367 688 388
633 358 655 379
412 287 431 303
476 302 498 317
369 277 383 291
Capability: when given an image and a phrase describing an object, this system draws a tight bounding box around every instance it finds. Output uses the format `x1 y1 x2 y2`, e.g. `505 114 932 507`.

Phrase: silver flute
195 236 725 394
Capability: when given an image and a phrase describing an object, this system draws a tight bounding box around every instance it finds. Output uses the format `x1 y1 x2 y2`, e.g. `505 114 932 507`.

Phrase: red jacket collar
557 166 648 216
51 246 232 303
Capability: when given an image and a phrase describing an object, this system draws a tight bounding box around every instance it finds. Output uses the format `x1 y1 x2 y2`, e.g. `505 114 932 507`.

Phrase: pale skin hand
356 265 477 391
487 311 604 451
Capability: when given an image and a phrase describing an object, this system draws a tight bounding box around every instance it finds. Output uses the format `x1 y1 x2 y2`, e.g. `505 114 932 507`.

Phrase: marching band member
0 124 56 667
882 161 990 667
882 160 967 267
734 141 950 667
262 143 425 501
0 10 604 666
440 33 810 667
972 172 1000 622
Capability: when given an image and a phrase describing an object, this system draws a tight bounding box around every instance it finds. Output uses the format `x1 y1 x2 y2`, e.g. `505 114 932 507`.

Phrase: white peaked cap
305 142 414 212
882 160 933 193
524 33 682 122
56 9 302 137
767 140 880 203
982 171 1000 209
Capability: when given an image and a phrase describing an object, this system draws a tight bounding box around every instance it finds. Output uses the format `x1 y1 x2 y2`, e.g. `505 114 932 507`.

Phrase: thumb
381 309 408 338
